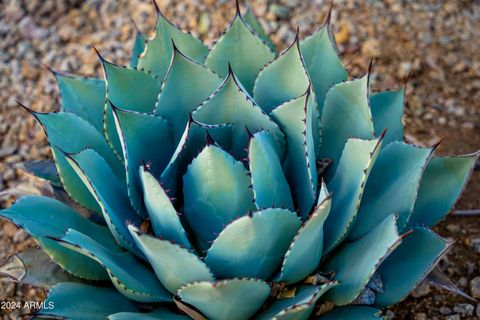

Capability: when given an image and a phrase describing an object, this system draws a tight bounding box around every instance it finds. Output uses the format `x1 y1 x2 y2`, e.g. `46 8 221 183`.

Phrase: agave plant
1 1 478 319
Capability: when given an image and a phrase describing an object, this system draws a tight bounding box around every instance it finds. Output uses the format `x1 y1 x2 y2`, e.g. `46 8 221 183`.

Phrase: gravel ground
0 0 479 319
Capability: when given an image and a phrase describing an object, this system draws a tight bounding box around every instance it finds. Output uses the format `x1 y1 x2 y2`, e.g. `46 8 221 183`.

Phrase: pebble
411 283 431 298
453 303 474 316
439 306 452 315
414 313 427 320
470 277 480 299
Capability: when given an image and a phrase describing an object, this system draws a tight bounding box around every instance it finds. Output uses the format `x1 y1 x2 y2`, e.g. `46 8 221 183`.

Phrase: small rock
384 310 395 319
414 313 427 320
446 224 460 233
411 283 431 298
453 303 474 316
18 16 48 40
361 38 381 57
13 229 27 243
439 306 452 315
269 4 290 19
470 277 480 299
445 315 460 320
470 238 480 254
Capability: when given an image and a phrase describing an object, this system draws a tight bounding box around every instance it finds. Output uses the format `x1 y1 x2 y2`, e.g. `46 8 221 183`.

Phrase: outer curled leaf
408 154 478 227
129 226 214 294
375 228 451 307
183 145 255 250
323 137 383 253
205 208 301 279
54 229 171 303
108 309 189 320
65 149 142 256
32 110 123 213
177 279 271 320
35 283 138 319
130 30 146 68
0 196 118 280
205 13 275 93
0 247 82 289
349 142 433 239
370 89 404 145
322 214 401 305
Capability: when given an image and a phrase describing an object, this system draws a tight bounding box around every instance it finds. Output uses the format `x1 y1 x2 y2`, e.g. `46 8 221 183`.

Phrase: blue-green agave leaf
322 214 401 305
17 159 61 187
55 73 106 132
137 7 208 79
193 70 285 159
177 279 271 320
0 247 83 289
323 137 383 253
205 10 275 93
408 153 478 227
183 144 256 251
53 229 171 303
253 36 310 113
35 283 138 319
318 306 384 320
375 228 451 307
64 149 142 255
248 131 293 210
29 109 124 213
370 89 404 145
349 142 433 239
108 309 189 320
205 208 301 279
277 197 331 284
130 29 146 68
154 46 222 143
139 166 190 248
101 57 161 112
271 89 318 218
129 226 214 294
160 119 232 197
243 8 276 52
100 56 161 156
319 76 375 175
257 283 337 320
300 26 348 117
111 105 173 215
0 196 119 280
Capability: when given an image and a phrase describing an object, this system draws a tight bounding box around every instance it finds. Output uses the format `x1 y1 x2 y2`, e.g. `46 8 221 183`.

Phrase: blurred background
0 0 479 318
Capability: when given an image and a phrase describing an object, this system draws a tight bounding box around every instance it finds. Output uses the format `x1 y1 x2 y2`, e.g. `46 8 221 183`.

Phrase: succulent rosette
0 1 478 319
